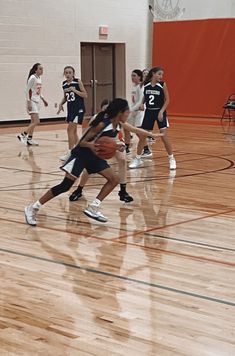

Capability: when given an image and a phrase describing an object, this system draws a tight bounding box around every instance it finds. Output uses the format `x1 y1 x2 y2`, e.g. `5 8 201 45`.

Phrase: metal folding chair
221 93 235 122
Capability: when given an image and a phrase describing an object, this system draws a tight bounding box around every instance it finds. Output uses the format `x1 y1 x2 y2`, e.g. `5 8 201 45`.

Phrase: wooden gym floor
0 119 235 356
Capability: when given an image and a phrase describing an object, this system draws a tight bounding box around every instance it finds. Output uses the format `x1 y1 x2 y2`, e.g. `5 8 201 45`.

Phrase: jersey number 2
149 95 155 105
66 92 75 102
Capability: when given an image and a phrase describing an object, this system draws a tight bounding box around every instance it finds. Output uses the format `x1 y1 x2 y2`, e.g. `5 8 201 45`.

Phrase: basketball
95 136 117 159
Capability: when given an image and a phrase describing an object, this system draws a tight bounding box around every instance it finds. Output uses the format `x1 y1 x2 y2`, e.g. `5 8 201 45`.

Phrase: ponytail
100 99 111 109
144 66 163 85
27 63 41 81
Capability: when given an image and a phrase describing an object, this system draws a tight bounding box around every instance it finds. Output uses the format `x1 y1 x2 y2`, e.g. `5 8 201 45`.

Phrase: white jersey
26 74 42 103
128 84 144 127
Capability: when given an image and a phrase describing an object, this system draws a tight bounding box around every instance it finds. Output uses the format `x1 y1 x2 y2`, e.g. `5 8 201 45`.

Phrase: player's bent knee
51 177 74 197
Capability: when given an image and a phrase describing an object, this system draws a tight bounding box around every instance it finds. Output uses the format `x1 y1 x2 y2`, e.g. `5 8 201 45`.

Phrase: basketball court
0 0 235 355
1 119 235 355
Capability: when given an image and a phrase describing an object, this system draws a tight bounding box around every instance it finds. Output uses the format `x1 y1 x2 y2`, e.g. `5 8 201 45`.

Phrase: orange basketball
96 136 117 159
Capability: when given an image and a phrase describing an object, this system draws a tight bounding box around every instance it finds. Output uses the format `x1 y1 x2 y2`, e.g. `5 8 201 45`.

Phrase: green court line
1 247 235 307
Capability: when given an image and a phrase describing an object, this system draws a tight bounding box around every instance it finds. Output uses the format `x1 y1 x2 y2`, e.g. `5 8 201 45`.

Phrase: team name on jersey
145 90 160 95
62 80 79 89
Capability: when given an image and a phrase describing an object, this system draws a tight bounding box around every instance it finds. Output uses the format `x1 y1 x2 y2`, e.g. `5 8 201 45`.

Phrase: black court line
0 178 62 191
2 208 235 269
130 154 234 173
145 232 235 253
0 205 135 235
126 156 234 184
0 134 68 144
0 166 62 178
0 155 233 191
2 204 235 241
0 150 233 180
0 187 58 192
1 247 235 307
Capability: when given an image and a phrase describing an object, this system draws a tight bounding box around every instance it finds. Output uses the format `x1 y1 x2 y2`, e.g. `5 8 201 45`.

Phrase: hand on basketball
116 142 125 152
93 143 101 153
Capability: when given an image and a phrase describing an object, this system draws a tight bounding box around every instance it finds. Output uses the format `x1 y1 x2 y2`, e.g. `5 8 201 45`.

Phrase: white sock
33 200 42 210
136 155 141 159
168 154 174 159
91 198 101 207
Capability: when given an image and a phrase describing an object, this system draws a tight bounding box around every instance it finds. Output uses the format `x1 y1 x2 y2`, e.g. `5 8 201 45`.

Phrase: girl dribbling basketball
69 99 134 203
24 98 161 226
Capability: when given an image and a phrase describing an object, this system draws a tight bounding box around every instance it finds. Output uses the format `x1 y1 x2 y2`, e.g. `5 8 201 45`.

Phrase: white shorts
127 111 144 127
28 101 40 114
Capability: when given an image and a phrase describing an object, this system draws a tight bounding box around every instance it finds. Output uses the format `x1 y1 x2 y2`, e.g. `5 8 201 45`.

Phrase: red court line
112 208 235 241
1 209 235 267
0 217 100 240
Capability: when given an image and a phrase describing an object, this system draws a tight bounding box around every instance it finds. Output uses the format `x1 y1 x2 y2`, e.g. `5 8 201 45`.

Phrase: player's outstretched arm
122 122 164 139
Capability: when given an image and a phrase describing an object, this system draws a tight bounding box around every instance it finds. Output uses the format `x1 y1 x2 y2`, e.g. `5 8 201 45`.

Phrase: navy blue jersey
144 81 165 110
101 123 121 138
90 114 121 139
62 78 85 113
89 113 119 139
72 112 116 156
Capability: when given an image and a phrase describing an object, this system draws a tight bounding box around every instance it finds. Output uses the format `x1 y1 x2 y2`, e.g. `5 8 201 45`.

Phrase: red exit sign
99 25 109 35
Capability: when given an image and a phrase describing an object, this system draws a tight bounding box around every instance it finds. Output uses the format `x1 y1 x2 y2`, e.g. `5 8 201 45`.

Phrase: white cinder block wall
0 0 152 121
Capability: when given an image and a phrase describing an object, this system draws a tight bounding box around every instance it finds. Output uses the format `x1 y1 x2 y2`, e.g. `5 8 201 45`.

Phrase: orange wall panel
152 19 235 118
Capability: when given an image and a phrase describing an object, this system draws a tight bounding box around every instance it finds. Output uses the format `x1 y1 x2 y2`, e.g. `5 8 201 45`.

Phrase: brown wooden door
81 43 115 116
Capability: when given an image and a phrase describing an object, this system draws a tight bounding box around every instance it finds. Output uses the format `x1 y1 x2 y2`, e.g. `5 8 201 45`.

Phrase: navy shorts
141 109 169 130
67 109 85 124
61 147 110 179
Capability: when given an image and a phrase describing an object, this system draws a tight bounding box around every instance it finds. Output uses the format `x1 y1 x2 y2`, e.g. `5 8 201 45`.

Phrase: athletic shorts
141 109 169 130
67 109 85 124
61 147 110 179
28 101 40 114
